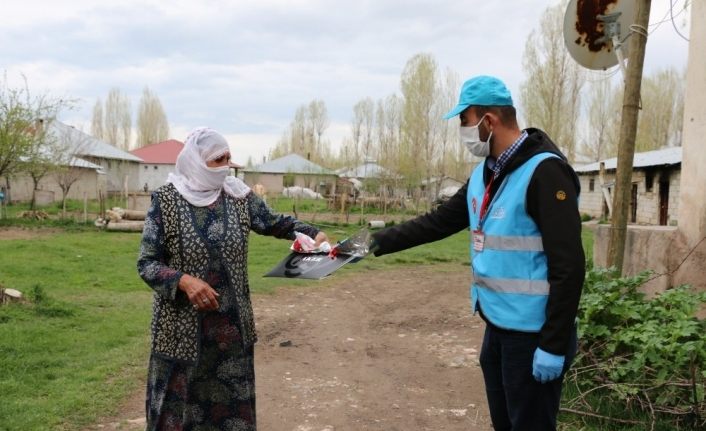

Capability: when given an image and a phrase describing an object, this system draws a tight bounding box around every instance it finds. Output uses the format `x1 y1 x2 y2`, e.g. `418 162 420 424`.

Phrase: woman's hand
313 231 330 247
178 274 220 311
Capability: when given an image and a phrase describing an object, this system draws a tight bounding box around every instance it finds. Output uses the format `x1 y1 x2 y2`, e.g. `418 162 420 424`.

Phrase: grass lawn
0 222 594 430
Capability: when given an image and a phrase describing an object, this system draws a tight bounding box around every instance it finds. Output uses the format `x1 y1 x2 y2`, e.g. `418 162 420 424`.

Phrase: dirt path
0 226 61 240
86 264 491 431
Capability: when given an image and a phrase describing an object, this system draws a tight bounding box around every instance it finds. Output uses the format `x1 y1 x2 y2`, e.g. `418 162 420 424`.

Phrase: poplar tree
136 87 169 147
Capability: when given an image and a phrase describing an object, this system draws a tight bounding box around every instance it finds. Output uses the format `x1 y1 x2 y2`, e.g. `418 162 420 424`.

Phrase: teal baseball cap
443 75 514 119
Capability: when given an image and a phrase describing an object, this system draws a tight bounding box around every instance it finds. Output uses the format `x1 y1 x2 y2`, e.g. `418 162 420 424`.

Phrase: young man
371 75 585 430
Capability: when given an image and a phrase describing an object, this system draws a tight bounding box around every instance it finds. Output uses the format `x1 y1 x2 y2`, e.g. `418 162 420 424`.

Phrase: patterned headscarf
166 127 250 206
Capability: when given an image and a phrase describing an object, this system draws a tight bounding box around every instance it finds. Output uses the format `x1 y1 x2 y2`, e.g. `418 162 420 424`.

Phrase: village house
419 175 465 202
129 139 184 192
1 120 142 204
337 158 405 197
2 156 105 206
50 121 144 195
242 153 337 196
574 146 681 226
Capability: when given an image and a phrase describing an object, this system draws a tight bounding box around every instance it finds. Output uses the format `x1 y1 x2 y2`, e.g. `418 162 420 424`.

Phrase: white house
130 139 183 192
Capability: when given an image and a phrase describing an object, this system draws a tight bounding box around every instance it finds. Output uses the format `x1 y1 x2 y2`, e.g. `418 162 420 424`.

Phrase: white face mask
201 165 230 190
460 115 492 157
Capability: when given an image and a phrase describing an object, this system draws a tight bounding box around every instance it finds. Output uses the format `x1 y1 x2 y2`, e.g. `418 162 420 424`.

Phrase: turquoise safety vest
467 152 559 332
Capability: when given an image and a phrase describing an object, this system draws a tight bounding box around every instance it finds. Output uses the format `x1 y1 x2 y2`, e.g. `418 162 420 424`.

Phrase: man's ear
482 113 493 131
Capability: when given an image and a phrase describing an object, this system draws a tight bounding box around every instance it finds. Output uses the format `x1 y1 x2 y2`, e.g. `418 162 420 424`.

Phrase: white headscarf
166 127 251 206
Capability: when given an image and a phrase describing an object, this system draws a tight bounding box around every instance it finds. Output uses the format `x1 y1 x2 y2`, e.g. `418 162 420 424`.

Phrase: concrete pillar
677 1 706 244
668 1 706 296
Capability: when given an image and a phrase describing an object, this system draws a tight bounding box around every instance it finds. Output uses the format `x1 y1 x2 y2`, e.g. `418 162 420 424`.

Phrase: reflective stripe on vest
474 276 550 295
483 235 544 252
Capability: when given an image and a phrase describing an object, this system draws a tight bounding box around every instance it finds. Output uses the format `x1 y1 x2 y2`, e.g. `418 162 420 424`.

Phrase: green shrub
564 268 706 429
580 213 593 222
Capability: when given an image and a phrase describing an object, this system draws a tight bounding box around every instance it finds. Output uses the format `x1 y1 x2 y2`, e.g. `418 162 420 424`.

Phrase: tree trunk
30 189 37 210
29 175 40 210
61 192 68 219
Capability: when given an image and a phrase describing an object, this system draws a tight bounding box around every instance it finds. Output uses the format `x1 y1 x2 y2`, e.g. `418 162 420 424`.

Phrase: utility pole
607 0 652 274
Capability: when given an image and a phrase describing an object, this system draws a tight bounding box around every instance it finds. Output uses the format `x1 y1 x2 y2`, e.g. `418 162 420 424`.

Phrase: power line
670 0 690 41
648 0 689 34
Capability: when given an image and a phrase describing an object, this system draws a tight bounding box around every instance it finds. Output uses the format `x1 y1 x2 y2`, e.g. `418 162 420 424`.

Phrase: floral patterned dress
138 189 318 431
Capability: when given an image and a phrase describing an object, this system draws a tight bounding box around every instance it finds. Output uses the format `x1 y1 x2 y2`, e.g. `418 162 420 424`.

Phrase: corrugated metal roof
70 157 104 171
246 153 333 174
17 153 102 171
48 121 143 162
130 139 183 164
339 161 393 179
574 146 682 173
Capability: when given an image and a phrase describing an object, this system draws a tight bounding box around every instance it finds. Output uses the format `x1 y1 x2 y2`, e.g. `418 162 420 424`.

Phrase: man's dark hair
474 106 518 128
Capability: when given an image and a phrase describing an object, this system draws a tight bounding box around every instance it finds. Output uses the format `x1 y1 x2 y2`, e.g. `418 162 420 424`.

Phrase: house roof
48 121 143 163
574 146 682 173
420 176 464 186
18 153 103 172
70 157 104 171
339 161 394 179
246 153 333 174
130 139 184 164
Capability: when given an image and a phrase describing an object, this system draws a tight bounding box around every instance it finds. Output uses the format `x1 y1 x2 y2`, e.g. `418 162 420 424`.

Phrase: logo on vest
490 207 506 219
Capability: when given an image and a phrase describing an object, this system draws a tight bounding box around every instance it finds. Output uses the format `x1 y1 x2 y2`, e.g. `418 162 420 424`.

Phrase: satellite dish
563 0 637 71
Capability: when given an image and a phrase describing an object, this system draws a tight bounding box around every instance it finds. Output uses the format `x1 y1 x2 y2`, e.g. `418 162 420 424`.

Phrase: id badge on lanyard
472 229 485 252
474 175 497 253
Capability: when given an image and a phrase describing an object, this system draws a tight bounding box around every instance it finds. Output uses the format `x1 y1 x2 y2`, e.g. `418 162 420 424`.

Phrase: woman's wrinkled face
205 152 231 168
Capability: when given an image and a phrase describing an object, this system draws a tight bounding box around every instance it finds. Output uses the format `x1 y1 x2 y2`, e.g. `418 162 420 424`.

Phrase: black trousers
479 324 577 431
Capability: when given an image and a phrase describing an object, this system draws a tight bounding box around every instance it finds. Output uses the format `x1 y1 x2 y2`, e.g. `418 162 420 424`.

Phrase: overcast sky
1 0 691 165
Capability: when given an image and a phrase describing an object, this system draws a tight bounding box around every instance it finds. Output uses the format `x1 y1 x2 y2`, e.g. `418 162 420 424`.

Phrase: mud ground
86 264 492 431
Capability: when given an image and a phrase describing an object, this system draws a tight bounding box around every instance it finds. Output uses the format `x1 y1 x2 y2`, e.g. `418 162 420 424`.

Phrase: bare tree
352 98 375 162
579 76 622 161
375 94 402 167
372 94 404 210
104 88 132 150
349 102 364 167
432 68 462 197
271 100 331 164
91 98 104 140
520 0 584 162
400 53 438 203
270 129 292 160
308 99 329 159
337 136 355 171
52 125 92 217
635 67 685 151
24 119 57 209
136 87 169 147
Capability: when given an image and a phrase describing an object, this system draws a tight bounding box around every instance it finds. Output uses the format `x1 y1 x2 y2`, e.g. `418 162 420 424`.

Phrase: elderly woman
137 128 327 430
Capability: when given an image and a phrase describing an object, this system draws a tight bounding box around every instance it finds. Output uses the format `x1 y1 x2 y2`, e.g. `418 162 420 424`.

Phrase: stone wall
578 167 680 225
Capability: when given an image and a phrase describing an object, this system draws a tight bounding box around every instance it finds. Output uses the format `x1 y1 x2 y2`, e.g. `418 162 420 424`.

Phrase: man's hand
532 348 565 383
178 274 220 311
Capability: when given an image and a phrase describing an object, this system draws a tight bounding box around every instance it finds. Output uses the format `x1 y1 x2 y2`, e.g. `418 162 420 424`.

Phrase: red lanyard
478 174 496 225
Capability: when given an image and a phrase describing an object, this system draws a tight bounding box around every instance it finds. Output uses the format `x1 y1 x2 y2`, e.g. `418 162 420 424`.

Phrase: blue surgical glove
532 348 565 383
